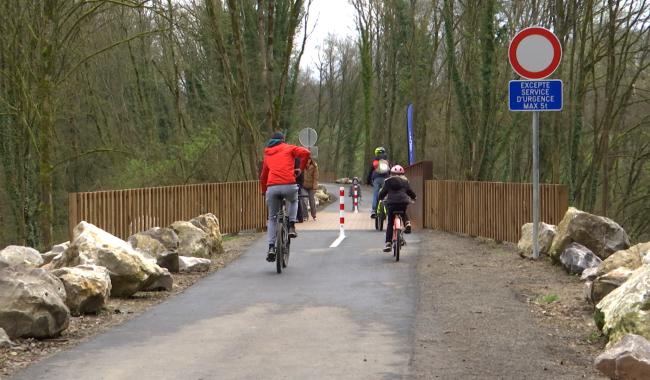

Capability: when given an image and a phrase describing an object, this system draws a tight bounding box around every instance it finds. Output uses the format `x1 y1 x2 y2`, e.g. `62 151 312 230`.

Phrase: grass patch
222 234 237 242
586 330 605 344
536 294 560 304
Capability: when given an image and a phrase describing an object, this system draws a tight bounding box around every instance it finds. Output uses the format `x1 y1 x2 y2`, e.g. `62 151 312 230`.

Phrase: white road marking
329 232 346 248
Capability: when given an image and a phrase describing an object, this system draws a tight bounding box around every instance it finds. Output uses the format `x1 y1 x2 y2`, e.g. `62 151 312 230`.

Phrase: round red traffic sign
509 27 562 79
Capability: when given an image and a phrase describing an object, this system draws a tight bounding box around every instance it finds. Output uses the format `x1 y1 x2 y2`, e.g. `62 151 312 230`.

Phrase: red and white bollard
339 187 345 235
353 187 359 213
330 187 347 247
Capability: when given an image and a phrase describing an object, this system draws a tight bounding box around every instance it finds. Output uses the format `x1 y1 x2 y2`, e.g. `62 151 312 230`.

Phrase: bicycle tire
393 230 403 261
276 216 284 274
379 214 384 231
283 217 290 268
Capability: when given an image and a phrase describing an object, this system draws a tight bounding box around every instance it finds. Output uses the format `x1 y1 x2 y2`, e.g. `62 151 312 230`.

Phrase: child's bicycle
391 211 406 262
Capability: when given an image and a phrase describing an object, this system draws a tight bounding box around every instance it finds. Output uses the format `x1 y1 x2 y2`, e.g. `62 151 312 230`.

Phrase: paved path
13 185 420 380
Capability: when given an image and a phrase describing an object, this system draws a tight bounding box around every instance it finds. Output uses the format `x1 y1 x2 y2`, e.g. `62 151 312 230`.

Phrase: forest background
0 0 648 249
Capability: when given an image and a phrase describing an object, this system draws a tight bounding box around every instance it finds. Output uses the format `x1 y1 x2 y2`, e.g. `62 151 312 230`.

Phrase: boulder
51 265 112 316
41 242 70 267
596 264 650 344
549 207 630 260
0 265 70 339
582 266 600 281
590 267 635 305
559 242 602 274
517 222 556 257
128 230 180 273
0 327 14 348
142 268 173 291
155 251 179 273
170 221 211 259
0 245 43 268
595 334 650 380
51 221 170 297
41 252 58 266
128 227 179 254
179 256 211 272
594 242 650 279
189 213 224 256
314 191 330 202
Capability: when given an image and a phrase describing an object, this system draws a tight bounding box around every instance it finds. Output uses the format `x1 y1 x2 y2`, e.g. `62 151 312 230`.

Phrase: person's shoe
312 217 317 222
266 246 276 262
288 223 298 238
405 221 412 234
383 242 392 252
370 211 377 219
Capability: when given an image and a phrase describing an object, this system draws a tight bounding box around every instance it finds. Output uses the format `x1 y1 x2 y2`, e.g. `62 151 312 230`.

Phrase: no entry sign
509 27 562 79
508 27 563 260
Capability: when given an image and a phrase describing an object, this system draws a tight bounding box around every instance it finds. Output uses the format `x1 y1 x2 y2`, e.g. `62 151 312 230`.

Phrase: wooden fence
424 180 568 243
68 181 267 241
404 161 433 230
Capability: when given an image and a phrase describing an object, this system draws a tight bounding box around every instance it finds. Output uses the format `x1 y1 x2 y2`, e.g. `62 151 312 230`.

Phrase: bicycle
375 200 386 231
274 200 291 273
391 211 406 262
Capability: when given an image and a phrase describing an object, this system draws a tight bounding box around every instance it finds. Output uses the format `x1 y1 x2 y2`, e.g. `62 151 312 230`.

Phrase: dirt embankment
412 230 606 380
0 233 261 378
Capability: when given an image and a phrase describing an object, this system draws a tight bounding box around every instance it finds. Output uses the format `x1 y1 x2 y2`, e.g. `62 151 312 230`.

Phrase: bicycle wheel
394 230 401 262
283 217 290 268
276 217 284 274
379 213 384 231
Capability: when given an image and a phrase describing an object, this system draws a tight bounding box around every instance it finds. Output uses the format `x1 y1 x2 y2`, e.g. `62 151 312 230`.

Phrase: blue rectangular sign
509 80 563 111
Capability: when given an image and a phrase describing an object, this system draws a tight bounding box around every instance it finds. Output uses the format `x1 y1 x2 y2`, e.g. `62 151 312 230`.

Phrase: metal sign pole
532 111 540 259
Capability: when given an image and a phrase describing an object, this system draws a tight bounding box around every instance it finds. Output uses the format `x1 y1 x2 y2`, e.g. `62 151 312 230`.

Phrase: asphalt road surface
13 185 419 380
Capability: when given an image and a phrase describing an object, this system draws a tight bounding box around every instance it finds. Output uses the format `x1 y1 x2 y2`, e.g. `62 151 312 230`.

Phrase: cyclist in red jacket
260 132 311 262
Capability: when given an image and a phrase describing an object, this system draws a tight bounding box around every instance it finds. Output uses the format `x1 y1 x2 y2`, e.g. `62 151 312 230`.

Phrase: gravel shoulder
0 232 261 378
411 230 607 379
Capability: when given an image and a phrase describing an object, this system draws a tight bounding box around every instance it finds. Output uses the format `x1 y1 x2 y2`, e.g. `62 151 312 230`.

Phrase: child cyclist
377 165 416 252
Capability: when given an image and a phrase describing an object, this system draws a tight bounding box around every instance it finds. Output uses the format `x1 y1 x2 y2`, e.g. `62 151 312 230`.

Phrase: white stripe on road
329 230 346 248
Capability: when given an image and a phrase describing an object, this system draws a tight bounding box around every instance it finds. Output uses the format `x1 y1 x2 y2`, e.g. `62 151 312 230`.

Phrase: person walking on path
260 132 311 262
378 165 415 252
295 157 307 222
302 158 319 221
366 147 390 219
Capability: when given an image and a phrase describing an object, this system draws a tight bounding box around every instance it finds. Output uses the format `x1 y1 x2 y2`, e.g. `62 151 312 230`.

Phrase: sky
300 0 357 73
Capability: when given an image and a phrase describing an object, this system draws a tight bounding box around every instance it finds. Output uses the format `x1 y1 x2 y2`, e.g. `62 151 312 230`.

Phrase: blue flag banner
407 103 415 165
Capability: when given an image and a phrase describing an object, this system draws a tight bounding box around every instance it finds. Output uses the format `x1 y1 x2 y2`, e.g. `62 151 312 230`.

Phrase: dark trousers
385 203 409 243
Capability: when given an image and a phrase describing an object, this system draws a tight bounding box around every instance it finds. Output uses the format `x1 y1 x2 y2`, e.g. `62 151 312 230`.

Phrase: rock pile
0 212 225 342
518 206 650 379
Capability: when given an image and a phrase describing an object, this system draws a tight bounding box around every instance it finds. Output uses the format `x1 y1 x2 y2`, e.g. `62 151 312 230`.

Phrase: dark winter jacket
378 175 416 205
